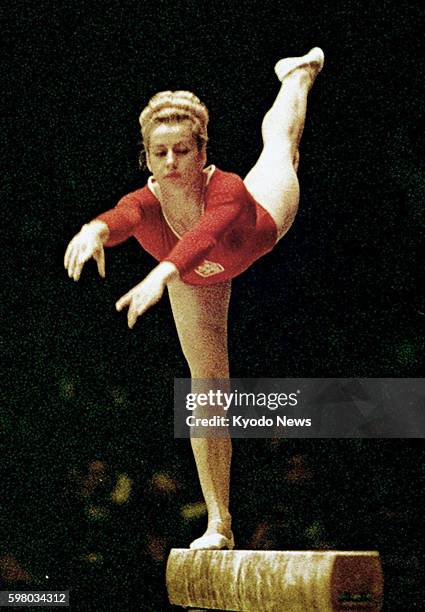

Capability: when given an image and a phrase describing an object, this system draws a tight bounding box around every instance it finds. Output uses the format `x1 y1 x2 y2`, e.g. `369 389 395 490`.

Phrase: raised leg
244 47 324 240
167 278 234 549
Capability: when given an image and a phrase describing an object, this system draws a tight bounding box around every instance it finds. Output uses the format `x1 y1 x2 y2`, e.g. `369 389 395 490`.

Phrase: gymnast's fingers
71 247 90 281
64 240 73 269
65 240 79 276
67 246 78 279
115 292 132 312
127 302 138 329
94 246 106 278
72 259 85 281
65 239 84 279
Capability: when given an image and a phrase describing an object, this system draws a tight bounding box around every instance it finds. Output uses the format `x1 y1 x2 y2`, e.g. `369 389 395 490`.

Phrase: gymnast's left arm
115 261 179 329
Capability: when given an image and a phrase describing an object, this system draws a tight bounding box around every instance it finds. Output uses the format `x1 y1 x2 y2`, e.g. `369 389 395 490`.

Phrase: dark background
1 0 424 610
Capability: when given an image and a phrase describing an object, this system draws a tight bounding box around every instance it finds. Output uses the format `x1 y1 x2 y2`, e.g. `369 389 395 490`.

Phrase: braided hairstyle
139 90 209 168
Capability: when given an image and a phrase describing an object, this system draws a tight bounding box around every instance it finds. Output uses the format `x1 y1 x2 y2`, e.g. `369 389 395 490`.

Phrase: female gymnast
64 47 324 550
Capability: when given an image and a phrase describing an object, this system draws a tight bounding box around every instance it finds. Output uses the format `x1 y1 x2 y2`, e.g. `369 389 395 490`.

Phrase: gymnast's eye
154 151 167 157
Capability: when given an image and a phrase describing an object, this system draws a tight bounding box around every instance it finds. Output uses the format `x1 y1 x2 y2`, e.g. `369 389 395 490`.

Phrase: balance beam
166 549 383 611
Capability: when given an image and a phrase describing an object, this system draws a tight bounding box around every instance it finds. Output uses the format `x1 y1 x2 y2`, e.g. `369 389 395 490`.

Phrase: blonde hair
139 91 209 163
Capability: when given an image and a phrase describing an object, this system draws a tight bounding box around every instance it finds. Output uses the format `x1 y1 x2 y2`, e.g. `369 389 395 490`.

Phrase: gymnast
64 47 324 550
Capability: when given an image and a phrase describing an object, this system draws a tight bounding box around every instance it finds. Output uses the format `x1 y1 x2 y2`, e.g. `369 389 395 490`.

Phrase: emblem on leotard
195 260 225 277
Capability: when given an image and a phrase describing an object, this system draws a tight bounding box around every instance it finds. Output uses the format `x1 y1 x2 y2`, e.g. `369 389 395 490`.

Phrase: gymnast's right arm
64 192 142 281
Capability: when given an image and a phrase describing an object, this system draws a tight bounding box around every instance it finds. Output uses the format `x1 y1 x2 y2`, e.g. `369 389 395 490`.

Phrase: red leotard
96 166 277 286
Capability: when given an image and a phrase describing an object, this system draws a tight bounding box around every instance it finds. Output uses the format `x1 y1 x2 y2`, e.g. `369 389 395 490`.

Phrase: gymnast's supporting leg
244 47 324 239
167 278 234 549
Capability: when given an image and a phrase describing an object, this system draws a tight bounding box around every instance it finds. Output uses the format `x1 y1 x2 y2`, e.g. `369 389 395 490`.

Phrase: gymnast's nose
166 149 177 168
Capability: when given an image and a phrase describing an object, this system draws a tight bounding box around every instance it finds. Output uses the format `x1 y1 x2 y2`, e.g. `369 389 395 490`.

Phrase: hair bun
139 90 209 151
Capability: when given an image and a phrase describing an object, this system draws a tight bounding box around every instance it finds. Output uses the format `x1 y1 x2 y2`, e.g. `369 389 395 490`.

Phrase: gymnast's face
146 121 206 187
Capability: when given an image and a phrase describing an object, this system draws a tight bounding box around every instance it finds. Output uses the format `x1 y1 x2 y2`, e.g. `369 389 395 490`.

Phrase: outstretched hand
64 221 109 281
115 262 179 329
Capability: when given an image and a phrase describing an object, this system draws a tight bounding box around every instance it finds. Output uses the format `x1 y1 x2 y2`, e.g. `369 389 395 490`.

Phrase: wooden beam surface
166 549 383 611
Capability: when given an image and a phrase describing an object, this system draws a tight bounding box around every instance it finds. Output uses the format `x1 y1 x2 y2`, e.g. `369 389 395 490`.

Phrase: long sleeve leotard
96 166 277 286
